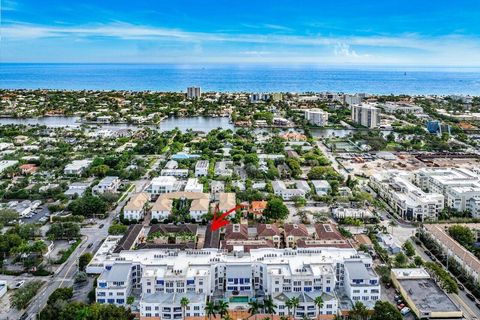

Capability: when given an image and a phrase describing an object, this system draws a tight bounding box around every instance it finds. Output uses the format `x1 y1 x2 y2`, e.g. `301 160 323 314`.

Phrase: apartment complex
370 170 444 221
414 168 480 217
304 108 329 126
91 246 380 319
186 87 201 99
351 104 380 129
380 102 423 114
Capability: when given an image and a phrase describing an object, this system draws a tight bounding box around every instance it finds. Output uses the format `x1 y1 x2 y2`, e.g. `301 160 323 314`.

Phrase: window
116 299 124 304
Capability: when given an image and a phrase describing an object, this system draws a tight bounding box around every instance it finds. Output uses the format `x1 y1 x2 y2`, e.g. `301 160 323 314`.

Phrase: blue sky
2 0 480 66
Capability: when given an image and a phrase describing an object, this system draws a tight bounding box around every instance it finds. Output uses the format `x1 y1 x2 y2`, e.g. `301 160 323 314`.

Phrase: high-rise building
304 108 329 126
186 87 201 99
351 103 380 128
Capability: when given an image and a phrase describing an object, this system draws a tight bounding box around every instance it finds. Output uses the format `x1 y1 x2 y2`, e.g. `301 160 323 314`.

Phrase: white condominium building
145 176 179 195
184 178 204 193
92 176 121 195
123 193 150 221
381 102 423 114
186 87 201 99
351 104 380 129
272 180 311 200
160 169 189 178
195 160 209 177
91 246 380 318
414 168 480 217
304 109 329 126
370 170 444 221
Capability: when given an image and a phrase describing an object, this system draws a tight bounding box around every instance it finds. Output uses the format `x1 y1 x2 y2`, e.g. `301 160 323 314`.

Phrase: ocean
1 63 480 95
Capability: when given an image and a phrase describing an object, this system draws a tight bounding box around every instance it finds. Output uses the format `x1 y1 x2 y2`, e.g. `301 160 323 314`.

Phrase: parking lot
21 204 50 224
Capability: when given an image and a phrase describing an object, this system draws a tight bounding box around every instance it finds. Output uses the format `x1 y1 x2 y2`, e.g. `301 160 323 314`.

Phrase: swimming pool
229 296 249 303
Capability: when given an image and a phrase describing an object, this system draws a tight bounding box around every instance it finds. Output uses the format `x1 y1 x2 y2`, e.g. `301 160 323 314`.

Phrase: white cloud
2 22 480 65
334 43 358 57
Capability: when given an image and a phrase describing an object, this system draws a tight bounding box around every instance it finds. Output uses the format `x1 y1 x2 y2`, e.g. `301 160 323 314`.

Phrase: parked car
99 224 104 229
16 280 25 288
458 284 465 291
87 243 93 248
475 302 480 309
466 293 476 301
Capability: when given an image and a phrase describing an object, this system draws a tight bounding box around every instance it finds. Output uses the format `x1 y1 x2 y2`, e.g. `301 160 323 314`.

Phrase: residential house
123 193 149 221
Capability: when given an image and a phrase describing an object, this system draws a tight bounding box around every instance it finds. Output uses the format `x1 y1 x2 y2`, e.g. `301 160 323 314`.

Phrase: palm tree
181 297 190 320
285 298 294 319
263 297 277 319
314 296 324 318
76 306 90 319
290 297 300 319
216 300 229 319
248 300 263 320
389 221 397 236
205 301 217 320
350 301 369 320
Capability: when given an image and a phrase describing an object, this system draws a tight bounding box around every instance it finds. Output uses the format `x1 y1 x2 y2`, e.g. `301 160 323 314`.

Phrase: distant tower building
305 109 329 126
351 104 380 128
271 93 283 102
187 87 201 99
249 93 270 103
344 94 365 105
426 120 451 135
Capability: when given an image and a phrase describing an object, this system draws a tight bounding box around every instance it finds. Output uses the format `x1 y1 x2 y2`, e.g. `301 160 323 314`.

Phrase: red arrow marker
211 205 240 231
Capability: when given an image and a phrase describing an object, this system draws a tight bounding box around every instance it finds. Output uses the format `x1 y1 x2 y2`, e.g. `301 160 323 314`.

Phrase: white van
400 307 411 315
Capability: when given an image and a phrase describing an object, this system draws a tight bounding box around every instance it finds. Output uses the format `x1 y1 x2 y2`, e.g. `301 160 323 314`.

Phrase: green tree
314 296 324 316
78 252 93 271
248 300 263 320
371 301 402 320
181 297 190 320
448 225 475 247
205 301 217 320
11 280 44 310
263 198 289 221
394 252 408 267
263 297 277 319
108 224 128 235
403 241 415 257
0 208 19 226
414 255 423 266
289 297 299 318
47 287 73 305
349 301 369 320
216 300 229 318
